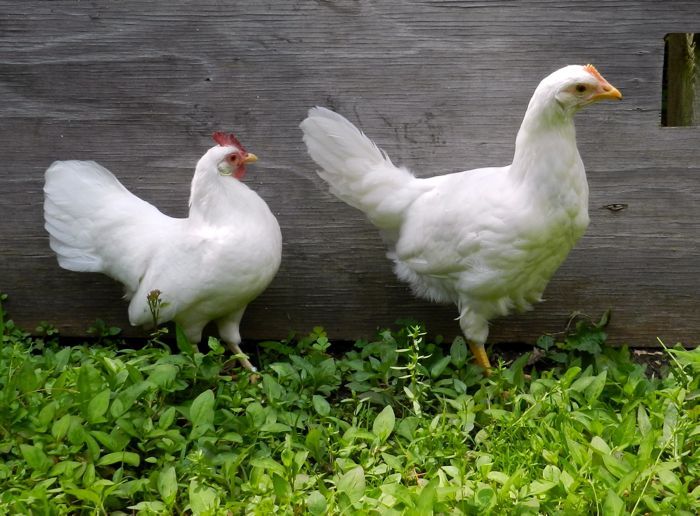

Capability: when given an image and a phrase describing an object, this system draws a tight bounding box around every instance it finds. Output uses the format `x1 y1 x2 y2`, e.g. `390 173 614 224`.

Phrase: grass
0 294 699 515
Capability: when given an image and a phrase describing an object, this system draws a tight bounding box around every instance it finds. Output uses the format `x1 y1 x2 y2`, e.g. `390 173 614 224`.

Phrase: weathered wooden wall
1 0 699 347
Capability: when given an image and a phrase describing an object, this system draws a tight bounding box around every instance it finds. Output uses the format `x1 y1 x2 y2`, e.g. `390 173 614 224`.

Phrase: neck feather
188 151 250 223
511 94 578 181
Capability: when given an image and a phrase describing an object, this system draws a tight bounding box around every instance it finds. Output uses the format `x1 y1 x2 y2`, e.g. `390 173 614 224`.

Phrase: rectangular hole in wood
662 33 700 126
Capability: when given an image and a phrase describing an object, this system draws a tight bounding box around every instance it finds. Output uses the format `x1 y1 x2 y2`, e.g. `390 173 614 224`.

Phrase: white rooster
44 132 282 370
301 64 621 372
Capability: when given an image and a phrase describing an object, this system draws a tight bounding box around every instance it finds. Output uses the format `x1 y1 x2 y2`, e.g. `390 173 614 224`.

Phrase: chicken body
301 65 621 371
44 137 282 370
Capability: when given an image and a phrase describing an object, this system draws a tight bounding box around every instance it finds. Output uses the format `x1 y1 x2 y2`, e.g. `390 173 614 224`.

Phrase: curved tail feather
301 107 424 234
43 160 176 296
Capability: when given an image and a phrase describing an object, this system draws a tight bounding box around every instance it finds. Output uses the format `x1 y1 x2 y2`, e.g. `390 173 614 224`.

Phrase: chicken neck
509 97 588 210
188 150 260 224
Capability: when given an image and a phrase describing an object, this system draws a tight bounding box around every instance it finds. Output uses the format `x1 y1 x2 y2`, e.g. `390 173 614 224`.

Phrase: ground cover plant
0 294 698 515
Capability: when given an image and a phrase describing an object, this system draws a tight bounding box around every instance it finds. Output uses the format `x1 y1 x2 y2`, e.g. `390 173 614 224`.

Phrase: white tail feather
44 161 128 273
301 107 423 232
43 160 173 294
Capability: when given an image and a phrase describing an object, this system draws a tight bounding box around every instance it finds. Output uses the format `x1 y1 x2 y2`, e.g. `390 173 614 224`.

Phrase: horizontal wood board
1 0 699 348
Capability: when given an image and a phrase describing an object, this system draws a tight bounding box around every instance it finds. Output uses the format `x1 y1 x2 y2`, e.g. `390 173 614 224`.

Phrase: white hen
44 132 282 370
301 64 621 371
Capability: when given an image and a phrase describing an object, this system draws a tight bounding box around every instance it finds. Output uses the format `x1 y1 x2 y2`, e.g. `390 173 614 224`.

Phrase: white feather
300 107 429 238
44 144 282 360
301 65 618 346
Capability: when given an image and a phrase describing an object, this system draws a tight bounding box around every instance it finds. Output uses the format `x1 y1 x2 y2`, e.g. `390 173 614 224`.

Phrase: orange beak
592 82 622 101
584 64 622 101
243 152 258 164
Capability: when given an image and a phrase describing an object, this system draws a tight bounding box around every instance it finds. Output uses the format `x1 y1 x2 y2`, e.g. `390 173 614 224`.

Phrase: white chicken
44 132 282 370
301 64 621 372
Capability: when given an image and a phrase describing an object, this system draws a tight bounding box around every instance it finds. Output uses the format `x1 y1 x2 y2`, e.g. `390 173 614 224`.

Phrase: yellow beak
592 84 623 101
243 153 258 164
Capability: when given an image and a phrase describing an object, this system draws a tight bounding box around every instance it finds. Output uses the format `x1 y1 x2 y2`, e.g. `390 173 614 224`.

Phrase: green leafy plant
0 294 697 514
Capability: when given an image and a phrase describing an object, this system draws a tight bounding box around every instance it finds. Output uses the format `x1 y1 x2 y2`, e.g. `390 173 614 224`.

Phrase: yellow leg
468 341 492 374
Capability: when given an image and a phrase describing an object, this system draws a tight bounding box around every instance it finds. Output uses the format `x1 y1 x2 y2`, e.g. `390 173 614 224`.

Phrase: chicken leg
468 341 492 374
217 309 256 372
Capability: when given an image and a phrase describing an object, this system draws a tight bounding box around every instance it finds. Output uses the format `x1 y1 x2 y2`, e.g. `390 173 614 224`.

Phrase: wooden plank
663 33 697 126
1 0 699 348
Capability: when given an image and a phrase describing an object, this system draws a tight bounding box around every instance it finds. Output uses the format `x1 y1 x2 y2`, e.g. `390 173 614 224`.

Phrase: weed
0 296 697 514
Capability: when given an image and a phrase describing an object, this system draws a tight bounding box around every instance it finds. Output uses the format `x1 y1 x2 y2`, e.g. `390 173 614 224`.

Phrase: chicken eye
575 84 587 93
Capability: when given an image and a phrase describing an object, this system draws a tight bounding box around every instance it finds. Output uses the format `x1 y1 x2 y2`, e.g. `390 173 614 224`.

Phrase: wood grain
2 0 699 348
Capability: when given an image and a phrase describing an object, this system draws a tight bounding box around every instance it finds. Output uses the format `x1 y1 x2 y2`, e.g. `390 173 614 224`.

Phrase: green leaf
611 410 636 447
669 345 700 371
272 473 291 501
158 466 178 506
528 480 557 496
416 478 438 513
590 436 612 455
19 444 51 473
188 479 219 515
176 324 195 355
306 427 328 461
260 422 292 433
487 471 510 484
602 454 632 479
37 401 58 431
337 466 365 503
450 336 468 367
17 361 41 393
372 405 395 443
87 388 111 423
584 370 607 403
147 364 179 389
663 401 679 444
536 334 555 351
207 336 225 355
128 501 167 512
602 488 624 516
189 389 215 439
90 430 118 452
475 486 497 510
570 374 595 393
97 451 140 467
110 381 150 418
560 366 582 388
312 394 331 416
430 355 451 378
637 405 652 436
52 414 72 441
77 363 101 409
565 435 588 466
65 487 102 506
306 491 327 515
250 457 286 476
657 468 682 494
159 406 177 430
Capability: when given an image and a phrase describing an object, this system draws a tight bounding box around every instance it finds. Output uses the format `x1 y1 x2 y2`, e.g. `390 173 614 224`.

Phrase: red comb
212 132 246 152
583 64 605 83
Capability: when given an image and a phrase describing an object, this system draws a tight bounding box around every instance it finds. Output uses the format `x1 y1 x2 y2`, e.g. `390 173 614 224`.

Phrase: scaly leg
228 341 256 372
468 341 492 374
217 308 257 372
457 306 492 374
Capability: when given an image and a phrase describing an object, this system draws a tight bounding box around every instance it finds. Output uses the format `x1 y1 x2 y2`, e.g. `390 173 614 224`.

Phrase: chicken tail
301 107 422 232
44 160 167 294
44 161 128 273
